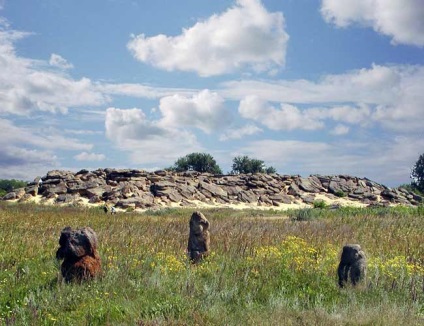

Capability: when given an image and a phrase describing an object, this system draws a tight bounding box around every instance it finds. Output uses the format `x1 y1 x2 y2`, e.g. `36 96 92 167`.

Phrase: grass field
0 202 423 325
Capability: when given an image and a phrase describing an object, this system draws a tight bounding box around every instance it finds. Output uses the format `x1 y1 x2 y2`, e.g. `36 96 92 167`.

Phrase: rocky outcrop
2 169 422 209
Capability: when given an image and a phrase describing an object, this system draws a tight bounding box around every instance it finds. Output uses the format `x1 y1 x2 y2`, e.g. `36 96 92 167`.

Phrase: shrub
334 190 346 198
313 200 327 209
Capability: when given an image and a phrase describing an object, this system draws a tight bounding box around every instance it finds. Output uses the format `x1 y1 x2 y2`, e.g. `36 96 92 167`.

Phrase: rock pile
2 169 422 209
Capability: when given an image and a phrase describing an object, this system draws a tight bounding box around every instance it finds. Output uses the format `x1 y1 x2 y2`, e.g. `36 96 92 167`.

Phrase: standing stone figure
187 211 210 263
337 244 367 288
56 226 102 282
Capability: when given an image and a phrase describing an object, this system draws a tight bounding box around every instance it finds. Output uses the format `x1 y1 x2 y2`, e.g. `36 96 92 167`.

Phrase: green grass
0 202 423 325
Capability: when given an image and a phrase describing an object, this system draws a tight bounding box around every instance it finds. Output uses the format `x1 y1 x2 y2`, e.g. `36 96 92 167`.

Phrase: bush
313 200 327 209
169 153 222 174
334 190 346 198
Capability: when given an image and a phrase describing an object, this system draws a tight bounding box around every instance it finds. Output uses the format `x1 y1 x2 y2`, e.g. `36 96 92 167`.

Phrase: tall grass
0 202 423 325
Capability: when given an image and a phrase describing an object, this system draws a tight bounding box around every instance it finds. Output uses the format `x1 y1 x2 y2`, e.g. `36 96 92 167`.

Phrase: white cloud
0 118 95 180
330 124 350 135
0 146 59 180
222 64 424 132
307 104 372 126
238 136 424 186
98 83 197 99
64 129 103 135
0 118 92 151
321 0 424 47
219 124 262 141
158 90 231 133
49 53 74 70
222 64 401 104
74 152 105 161
105 107 202 165
238 95 324 131
0 24 109 116
127 0 289 76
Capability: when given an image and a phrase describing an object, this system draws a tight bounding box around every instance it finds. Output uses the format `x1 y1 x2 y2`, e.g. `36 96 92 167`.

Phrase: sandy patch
6 192 373 212
314 194 368 208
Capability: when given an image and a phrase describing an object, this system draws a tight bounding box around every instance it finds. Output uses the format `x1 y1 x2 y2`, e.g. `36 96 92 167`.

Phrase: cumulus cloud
49 53 74 70
105 107 202 165
74 152 105 161
127 0 289 76
307 104 372 126
0 23 108 115
219 124 262 141
222 64 424 132
158 90 231 133
330 124 350 135
239 96 324 131
321 0 424 47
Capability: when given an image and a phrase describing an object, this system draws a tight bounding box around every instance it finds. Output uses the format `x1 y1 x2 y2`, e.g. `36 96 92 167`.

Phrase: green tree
411 153 424 192
170 153 222 174
231 156 276 174
0 179 27 196
265 166 277 174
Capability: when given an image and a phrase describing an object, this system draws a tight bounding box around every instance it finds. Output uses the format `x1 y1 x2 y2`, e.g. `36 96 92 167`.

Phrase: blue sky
0 0 423 186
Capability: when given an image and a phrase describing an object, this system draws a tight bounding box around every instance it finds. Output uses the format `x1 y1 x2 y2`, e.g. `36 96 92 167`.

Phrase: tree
265 166 277 174
170 153 223 174
0 179 27 196
411 153 424 192
231 155 276 174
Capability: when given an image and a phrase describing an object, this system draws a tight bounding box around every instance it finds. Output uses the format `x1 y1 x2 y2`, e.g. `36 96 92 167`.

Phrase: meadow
0 202 423 325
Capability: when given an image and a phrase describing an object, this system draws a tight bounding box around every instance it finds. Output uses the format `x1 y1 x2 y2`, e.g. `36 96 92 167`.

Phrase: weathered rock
86 187 108 199
56 194 78 204
296 176 323 193
1 169 421 208
3 192 17 200
24 184 38 196
168 191 183 203
199 182 227 198
238 190 257 203
44 183 68 195
269 194 292 204
288 183 302 197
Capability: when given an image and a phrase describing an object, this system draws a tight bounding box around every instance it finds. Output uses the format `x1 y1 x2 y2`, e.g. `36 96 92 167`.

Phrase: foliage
169 152 222 174
0 203 423 325
398 184 423 196
0 179 27 196
264 166 277 174
334 190 346 198
411 153 424 192
313 200 328 209
231 155 276 174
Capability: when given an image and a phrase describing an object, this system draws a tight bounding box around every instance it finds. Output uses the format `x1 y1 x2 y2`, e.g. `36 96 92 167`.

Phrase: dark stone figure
337 244 367 288
187 211 210 263
56 226 101 282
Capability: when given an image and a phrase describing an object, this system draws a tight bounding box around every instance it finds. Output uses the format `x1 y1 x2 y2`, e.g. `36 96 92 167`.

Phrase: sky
0 0 423 187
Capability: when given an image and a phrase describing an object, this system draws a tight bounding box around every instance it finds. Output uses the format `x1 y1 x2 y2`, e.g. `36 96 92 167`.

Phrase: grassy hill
0 202 423 325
